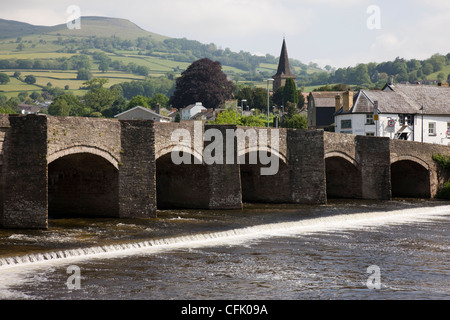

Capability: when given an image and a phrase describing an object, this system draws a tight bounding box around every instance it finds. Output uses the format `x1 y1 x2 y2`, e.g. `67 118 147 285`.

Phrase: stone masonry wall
119 120 156 218
2 115 48 229
47 116 121 167
288 129 327 204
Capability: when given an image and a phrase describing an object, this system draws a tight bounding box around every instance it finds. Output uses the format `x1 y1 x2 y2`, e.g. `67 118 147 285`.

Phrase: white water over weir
1 205 450 269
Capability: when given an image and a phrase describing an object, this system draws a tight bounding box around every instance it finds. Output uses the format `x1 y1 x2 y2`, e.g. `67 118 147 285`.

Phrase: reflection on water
0 200 449 300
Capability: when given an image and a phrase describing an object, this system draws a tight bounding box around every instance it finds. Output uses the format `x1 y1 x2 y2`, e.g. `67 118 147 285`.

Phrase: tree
83 78 119 113
99 60 110 73
150 93 170 110
281 102 307 129
128 95 149 109
283 78 299 105
0 73 10 85
282 113 308 129
169 58 235 109
24 75 36 84
77 68 92 80
210 107 239 125
48 94 82 116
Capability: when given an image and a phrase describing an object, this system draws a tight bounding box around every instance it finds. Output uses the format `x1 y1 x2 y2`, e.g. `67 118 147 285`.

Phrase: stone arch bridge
1 114 449 229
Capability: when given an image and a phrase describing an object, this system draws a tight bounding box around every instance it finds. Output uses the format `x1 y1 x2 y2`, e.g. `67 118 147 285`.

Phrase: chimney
335 95 341 112
343 89 354 112
155 103 160 115
389 76 394 85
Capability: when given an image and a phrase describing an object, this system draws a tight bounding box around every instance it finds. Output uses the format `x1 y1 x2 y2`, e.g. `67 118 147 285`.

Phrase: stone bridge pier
1 114 449 229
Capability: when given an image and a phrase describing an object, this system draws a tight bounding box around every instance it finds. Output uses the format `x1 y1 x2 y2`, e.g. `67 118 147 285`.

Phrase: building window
366 114 375 125
447 122 450 137
429 122 436 136
399 114 413 125
341 119 352 129
366 132 375 136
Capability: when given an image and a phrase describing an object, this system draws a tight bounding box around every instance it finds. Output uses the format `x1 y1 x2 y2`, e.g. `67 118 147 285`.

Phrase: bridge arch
47 150 119 218
325 153 361 199
48 146 119 169
155 144 204 164
156 150 209 209
239 150 290 203
238 146 288 166
390 157 431 198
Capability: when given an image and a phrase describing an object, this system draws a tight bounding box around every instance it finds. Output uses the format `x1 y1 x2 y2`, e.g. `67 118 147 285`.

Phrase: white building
334 84 450 145
181 102 207 120
114 106 171 122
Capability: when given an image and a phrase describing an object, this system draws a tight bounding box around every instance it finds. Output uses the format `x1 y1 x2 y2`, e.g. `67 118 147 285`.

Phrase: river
0 199 449 302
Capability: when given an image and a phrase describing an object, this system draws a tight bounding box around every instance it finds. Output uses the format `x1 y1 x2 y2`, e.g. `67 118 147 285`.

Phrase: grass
427 64 450 81
0 16 332 101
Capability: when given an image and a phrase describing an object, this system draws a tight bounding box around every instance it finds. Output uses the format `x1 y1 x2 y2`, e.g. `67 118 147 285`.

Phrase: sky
1 0 449 68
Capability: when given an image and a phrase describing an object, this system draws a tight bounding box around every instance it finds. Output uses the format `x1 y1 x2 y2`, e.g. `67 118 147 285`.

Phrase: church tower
273 38 296 93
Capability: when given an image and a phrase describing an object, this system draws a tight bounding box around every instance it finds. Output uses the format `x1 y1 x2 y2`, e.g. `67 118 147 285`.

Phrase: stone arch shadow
47 147 120 218
325 152 362 199
155 149 209 209
238 148 290 203
390 156 431 198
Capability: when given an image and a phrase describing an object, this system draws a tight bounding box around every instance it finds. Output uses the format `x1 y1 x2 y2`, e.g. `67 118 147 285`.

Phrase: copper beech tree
169 58 235 110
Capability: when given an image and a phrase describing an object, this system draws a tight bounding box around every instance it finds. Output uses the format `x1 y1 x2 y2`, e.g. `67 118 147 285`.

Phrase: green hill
0 16 169 41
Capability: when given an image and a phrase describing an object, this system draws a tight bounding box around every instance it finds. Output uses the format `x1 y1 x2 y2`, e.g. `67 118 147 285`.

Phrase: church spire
273 38 296 93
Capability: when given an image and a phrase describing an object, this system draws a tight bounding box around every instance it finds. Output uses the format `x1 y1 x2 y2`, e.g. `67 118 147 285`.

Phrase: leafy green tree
283 78 299 105
48 99 70 116
77 68 92 80
150 93 170 110
281 102 307 129
99 60 110 73
83 78 119 113
272 86 284 107
282 113 307 129
210 107 239 125
239 115 266 127
48 94 82 116
24 75 36 84
128 95 149 109
0 73 10 84
102 96 128 118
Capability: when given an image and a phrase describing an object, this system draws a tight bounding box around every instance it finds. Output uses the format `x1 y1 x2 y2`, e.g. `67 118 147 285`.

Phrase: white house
114 106 171 122
334 84 450 145
181 102 207 120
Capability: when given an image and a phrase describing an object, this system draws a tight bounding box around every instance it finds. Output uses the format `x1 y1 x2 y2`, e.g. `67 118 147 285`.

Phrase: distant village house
114 106 171 122
334 83 450 145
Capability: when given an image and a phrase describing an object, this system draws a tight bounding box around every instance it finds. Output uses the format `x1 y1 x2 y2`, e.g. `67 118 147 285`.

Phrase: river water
0 199 449 301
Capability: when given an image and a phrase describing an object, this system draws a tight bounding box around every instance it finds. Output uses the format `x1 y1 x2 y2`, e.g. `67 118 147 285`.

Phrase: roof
273 38 295 78
19 104 41 114
384 83 450 115
190 108 219 121
114 106 171 120
310 91 343 108
353 90 412 114
337 83 450 115
184 102 206 111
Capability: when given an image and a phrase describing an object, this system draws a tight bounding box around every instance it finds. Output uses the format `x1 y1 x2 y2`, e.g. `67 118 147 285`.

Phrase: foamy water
1 203 449 300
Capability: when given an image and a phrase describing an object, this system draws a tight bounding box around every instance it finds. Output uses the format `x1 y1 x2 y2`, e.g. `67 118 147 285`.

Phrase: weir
1 204 449 269
0 114 450 229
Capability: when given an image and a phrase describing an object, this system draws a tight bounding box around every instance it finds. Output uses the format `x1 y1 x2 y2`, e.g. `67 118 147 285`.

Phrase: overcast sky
1 0 449 68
